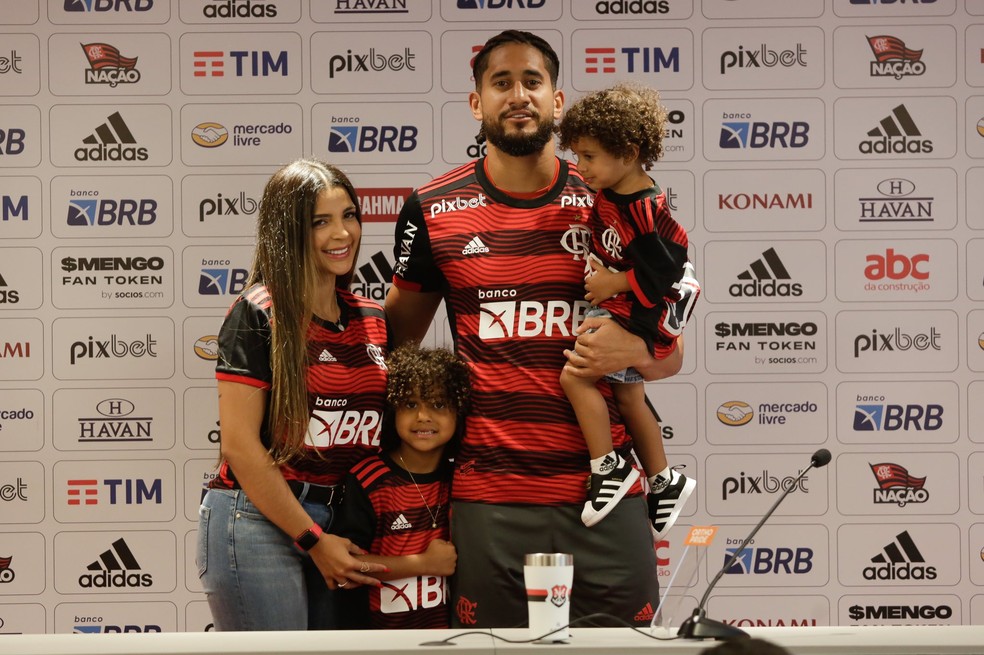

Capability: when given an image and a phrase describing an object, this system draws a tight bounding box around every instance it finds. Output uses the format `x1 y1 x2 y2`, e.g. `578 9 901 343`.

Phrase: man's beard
481 111 555 157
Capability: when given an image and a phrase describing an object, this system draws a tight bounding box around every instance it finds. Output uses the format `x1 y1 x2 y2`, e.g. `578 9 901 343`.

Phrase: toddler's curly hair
558 82 668 170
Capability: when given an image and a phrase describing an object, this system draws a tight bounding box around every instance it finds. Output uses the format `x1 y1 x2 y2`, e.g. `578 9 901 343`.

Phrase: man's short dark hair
471 29 560 89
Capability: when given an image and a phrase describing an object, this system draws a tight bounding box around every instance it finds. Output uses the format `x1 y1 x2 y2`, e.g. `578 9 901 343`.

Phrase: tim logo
192 50 287 77
724 547 814 574
65 0 154 11
306 409 381 448
478 300 588 340
198 268 248 295
79 538 152 589
327 125 419 153
858 104 932 155
2 195 28 221
583 47 680 74
719 118 809 149
853 404 943 431
864 530 936 581
871 462 929 507
82 43 140 87
868 35 924 79
67 478 163 505
379 576 447 615
0 556 14 583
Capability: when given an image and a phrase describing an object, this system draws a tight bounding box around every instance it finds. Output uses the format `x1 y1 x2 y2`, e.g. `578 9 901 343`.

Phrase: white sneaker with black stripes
580 455 640 527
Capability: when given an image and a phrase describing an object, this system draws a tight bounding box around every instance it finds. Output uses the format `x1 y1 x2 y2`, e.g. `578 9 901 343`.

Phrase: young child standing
334 343 471 629
557 83 700 535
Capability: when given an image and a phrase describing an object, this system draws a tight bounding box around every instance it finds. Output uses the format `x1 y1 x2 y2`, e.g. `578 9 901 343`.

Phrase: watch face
296 529 320 551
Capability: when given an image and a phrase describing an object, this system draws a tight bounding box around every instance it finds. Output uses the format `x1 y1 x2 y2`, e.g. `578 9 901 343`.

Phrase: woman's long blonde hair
247 159 362 463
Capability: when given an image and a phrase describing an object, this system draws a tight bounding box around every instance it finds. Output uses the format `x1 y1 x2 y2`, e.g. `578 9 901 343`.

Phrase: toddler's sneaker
581 455 640 527
647 469 696 540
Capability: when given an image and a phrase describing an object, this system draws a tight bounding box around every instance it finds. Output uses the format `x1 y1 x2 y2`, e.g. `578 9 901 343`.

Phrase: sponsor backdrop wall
0 0 982 635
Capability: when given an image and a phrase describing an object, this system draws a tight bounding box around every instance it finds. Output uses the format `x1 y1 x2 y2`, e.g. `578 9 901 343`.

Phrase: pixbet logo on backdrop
720 42 807 74
68 334 157 365
327 47 416 78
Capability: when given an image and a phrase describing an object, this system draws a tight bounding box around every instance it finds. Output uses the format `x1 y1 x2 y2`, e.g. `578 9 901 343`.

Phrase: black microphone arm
677 448 831 640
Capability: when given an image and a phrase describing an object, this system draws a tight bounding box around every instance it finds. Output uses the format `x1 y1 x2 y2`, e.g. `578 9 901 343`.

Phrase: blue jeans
197 488 337 631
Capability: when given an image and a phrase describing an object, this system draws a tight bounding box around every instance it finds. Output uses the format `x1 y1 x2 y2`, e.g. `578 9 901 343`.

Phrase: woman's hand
312 534 388 590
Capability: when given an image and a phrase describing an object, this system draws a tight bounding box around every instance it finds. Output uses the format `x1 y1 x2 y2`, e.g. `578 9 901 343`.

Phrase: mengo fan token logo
79 538 152 589
75 111 148 162
870 462 928 507
867 35 924 80
858 104 931 155
81 43 140 87
864 530 935 581
191 122 228 147
730 247 802 298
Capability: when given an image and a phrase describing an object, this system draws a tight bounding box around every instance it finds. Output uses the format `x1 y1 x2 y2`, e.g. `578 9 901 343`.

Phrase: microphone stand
677 454 826 640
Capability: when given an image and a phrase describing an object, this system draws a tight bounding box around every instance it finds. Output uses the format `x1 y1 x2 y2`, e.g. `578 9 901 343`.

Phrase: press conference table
3 626 984 655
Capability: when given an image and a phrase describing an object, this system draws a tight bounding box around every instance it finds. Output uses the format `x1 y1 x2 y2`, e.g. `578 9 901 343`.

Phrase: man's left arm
563 317 683 382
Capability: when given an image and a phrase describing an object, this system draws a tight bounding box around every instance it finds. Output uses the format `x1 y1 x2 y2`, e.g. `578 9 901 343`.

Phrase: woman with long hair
197 159 388 630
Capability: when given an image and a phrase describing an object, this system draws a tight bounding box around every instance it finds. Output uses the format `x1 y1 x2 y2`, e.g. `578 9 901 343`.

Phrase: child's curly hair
557 82 668 170
379 343 472 455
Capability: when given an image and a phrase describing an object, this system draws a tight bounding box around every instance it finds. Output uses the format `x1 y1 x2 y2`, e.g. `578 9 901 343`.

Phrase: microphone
677 448 831 640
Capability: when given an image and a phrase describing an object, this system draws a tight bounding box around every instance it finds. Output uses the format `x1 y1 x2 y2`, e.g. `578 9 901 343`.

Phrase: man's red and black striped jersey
336 453 452 629
590 185 697 359
391 157 640 506
211 284 388 489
